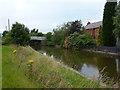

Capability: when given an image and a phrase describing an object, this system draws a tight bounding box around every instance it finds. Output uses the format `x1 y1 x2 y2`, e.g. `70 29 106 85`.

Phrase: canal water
32 46 120 84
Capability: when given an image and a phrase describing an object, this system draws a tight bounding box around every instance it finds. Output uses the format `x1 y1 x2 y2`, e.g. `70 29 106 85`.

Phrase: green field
2 45 103 88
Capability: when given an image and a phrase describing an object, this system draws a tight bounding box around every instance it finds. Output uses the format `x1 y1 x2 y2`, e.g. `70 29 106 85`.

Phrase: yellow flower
28 60 34 63
13 50 17 53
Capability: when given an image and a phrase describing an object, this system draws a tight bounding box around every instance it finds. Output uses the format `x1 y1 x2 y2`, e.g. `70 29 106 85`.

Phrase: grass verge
0 44 2 89
2 45 103 88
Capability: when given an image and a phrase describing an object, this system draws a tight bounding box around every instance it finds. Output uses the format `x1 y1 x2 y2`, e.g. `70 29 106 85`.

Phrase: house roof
85 21 102 29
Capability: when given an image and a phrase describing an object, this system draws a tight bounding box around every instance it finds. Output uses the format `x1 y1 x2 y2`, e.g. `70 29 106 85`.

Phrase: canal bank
32 46 120 88
2 45 103 88
83 46 120 56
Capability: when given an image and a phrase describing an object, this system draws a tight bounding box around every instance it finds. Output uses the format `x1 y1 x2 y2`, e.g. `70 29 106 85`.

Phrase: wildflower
28 60 34 63
13 50 17 53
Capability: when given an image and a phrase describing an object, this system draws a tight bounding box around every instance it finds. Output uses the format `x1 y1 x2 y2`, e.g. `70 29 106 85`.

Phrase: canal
32 46 120 84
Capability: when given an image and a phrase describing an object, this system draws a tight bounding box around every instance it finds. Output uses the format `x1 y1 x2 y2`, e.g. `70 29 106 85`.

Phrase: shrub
10 22 30 46
65 32 95 49
2 32 13 45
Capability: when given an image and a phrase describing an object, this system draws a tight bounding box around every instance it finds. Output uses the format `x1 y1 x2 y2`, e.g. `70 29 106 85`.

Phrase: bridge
30 36 46 41
30 36 46 46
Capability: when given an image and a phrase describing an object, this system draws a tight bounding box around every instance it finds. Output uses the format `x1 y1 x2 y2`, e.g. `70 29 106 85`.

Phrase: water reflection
32 46 120 83
80 64 99 79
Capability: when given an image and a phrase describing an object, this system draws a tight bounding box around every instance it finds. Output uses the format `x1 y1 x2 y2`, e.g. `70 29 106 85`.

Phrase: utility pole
8 19 10 31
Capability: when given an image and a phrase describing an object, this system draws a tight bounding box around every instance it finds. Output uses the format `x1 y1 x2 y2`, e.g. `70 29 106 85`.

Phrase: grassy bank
0 44 2 89
2 45 103 88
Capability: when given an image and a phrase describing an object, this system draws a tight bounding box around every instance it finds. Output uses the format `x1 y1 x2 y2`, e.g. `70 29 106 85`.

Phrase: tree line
2 1 120 48
2 22 44 46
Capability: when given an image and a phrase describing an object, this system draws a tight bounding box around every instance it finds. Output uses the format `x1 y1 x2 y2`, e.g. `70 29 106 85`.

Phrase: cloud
32 0 106 3
0 0 106 33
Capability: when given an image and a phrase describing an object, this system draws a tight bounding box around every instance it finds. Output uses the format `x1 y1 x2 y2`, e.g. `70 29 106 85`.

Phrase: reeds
98 67 120 88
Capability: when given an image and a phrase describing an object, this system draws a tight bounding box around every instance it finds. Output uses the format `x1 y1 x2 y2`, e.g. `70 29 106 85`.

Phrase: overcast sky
0 0 107 33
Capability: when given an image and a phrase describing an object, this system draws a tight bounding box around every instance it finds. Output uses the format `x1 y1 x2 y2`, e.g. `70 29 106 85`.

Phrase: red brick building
85 21 102 39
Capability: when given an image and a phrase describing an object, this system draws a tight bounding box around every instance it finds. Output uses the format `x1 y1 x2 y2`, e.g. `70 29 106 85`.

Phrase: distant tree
2 31 9 37
45 32 53 46
70 20 83 34
2 32 13 45
10 22 30 46
36 32 43 36
31 28 38 33
35 29 38 33
113 2 120 47
52 22 71 45
30 28 41 36
31 29 35 33
46 32 52 41
102 1 117 46
52 29 64 45
96 26 103 46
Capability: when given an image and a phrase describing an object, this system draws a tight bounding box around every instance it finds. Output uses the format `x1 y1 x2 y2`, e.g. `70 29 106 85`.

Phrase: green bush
2 32 13 45
96 26 103 46
44 32 54 46
10 22 30 46
66 32 95 49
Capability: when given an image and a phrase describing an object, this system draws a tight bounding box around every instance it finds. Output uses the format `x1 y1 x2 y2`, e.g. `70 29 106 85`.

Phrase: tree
113 1 120 47
70 20 83 34
45 32 53 46
102 1 117 46
2 31 9 37
30 28 39 36
96 26 103 46
52 22 71 45
10 22 30 46
36 32 43 36
31 28 38 33
2 32 13 45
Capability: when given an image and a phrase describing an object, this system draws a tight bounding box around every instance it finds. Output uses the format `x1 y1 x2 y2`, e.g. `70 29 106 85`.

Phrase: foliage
66 32 95 49
2 30 9 37
45 22 71 46
10 22 30 46
70 20 83 34
44 20 84 46
45 32 54 46
37 32 43 36
30 29 43 36
96 26 103 46
31 28 38 33
52 28 69 45
2 32 13 45
52 20 84 46
102 2 117 46
113 2 120 38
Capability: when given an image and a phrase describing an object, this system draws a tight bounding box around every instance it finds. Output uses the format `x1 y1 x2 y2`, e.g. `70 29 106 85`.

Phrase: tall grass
2 45 103 88
0 43 2 89
98 67 120 88
2 46 38 88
